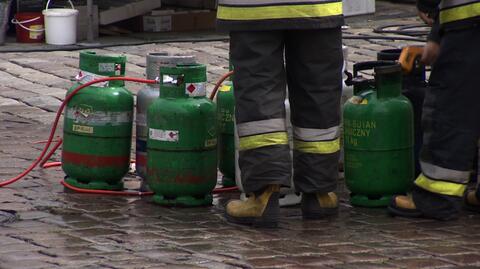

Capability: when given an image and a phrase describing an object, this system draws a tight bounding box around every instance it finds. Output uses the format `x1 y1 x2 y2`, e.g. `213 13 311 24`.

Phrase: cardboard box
143 9 215 32
161 0 217 9
143 11 194 32
192 10 216 30
100 0 162 25
343 0 375 17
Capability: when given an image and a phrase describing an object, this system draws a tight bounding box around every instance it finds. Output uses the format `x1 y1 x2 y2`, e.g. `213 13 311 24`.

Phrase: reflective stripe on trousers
237 118 288 151
293 126 341 154
439 0 480 24
415 173 468 197
217 1 342 21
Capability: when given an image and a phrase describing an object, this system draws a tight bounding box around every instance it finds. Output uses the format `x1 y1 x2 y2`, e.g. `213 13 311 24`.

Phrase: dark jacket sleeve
417 0 441 13
427 18 441 43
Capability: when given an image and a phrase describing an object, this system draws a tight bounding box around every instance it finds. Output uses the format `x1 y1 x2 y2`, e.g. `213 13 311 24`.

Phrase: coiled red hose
1 74 239 195
0 77 155 188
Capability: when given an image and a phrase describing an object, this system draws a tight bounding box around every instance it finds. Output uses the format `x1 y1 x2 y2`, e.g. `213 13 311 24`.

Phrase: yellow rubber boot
388 195 423 218
465 190 480 213
301 192 339 219
225 185 280 228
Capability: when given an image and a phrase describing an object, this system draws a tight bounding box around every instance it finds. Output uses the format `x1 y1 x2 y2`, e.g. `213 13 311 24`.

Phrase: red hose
42 162 61 169
209 71 234 100
61 179 237 196
212 186 239 194
45 161 239 194
2 74 240 195
61 180 154 196
40 138 62 167
0 77 155 188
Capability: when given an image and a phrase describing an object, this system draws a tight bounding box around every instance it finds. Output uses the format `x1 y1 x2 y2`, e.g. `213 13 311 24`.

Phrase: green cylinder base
65 177 124 191
221 176 236 187
350 193 392 207
152 194 213 207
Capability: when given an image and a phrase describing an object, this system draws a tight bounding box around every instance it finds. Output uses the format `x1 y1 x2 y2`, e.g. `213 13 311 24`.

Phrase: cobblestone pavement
1 2 480 269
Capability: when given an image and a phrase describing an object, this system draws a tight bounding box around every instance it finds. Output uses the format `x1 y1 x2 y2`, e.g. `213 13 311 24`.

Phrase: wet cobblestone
1 2 479 269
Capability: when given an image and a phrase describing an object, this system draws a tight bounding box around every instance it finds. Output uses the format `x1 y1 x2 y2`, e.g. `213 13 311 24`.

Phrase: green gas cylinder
217 74 235 187
62 51 133 190
179 64 208 98
147 66 217 206
343 64 414 207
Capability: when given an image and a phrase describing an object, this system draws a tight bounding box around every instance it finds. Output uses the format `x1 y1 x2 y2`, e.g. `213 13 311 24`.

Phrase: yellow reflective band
239 132 288 151
415 174 467 197
440 2 480 24
217 2 342 21
294 138 340 154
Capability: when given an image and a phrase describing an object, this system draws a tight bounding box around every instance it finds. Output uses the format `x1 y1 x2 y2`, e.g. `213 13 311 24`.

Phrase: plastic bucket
11 13 45 43
42 0 78 45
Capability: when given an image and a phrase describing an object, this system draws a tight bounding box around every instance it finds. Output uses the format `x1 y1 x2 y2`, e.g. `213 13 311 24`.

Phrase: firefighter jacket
417 0 480 29
216 0 344 31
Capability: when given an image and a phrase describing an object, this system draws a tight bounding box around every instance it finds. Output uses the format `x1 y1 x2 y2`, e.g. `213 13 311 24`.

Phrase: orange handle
399 46 424 74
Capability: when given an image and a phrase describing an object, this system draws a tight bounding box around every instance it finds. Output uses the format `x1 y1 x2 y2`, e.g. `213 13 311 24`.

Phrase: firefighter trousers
230 29 343 194
412 25 480 220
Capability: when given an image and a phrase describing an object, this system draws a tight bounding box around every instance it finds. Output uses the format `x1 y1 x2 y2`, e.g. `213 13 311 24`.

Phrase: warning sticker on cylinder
99 63 115 73
66 106 132 126
75 70 109 87
185 82 206 97
149 128 179 142
73 124 94 134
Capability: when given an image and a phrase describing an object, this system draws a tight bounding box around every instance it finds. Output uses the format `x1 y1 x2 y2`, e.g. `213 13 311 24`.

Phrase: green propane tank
217 65 235 187
63 51 133 190
343 64 414 207
147 66 217 206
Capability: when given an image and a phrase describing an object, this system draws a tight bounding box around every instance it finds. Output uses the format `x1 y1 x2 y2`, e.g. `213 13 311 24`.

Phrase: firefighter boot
225 185 280 228
301 192 339 219
388 195 423 218
465 190 480 213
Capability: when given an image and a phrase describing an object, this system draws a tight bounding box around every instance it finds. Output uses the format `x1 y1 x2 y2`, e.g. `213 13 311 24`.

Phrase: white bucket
42 0 78 45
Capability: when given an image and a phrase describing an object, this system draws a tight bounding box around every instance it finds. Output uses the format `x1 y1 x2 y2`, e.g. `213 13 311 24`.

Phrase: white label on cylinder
66 107 132 126
75 70 109 87
99 63 115 72
149 128 179 142
185 82 206 97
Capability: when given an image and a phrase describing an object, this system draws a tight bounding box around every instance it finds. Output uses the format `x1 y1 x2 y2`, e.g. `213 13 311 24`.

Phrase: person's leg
389 26 480 220
285 28 343 218
226 30 290 227
465 144 480 213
